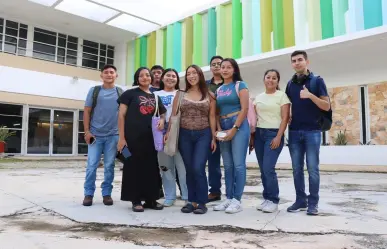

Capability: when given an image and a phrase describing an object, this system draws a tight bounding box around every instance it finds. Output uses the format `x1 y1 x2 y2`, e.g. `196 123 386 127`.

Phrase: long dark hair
185 65 208 100
221 58 243 82
132 67 154 87
263 69 281 90
159 68 180 90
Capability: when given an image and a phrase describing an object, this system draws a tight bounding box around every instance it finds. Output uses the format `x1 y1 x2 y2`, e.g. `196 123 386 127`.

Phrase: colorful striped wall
126 0 387 84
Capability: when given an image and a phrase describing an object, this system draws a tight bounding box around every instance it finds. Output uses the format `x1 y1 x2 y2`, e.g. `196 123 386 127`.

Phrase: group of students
82 49 330 216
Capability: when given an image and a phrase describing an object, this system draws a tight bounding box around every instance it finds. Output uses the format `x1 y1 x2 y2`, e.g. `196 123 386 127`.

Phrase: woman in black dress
117 67 167 212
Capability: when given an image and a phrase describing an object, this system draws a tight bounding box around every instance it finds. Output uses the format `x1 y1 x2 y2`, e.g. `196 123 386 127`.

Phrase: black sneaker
287 201 307 212
307 205 319 215
193 204 208 214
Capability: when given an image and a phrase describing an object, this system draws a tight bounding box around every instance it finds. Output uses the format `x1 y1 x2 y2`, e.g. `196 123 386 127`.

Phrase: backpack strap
235 81 241 98
309 75 320 96
90 85 101 118
116 86 123 97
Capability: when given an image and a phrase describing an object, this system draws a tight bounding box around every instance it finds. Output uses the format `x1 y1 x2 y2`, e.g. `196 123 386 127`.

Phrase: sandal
143 201 164 210
132 202 144 212
181 203 195 213
193 204 208 214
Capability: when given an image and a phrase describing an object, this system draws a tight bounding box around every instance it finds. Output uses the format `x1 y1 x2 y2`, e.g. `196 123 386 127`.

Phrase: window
0 19 28 56
78 111 87 154
82 40 114 70
0 103 23 153
33 28 78 65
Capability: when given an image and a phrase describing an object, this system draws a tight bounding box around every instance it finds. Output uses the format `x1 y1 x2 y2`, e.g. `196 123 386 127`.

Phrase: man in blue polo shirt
285 50 330 215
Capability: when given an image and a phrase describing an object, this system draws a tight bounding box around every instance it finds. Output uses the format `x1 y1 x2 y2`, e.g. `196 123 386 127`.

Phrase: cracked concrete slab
1 161 387 248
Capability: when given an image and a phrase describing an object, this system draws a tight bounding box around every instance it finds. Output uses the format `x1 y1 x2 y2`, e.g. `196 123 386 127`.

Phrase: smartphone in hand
90 137 96 145
121 145 131 159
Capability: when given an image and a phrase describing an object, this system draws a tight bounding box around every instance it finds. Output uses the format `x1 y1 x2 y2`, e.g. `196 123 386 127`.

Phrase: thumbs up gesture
300 85 311 99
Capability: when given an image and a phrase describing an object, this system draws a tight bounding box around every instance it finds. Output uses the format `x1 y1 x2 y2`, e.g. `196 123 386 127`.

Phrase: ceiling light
55 0 119 23
107 14 160 35
28 0 59 6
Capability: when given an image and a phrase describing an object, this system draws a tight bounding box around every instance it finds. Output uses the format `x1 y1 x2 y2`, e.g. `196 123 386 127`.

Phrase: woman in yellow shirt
253 69 290 213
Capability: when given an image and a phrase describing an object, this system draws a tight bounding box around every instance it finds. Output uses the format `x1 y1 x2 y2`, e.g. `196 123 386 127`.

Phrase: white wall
0 66 129 101
114 42 128 86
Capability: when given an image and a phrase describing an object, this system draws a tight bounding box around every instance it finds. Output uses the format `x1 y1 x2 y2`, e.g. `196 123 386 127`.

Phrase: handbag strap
153 94 160 117
175 91 185 115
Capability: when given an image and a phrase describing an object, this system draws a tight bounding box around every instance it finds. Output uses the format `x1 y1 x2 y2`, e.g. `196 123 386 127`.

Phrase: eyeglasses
211 62 221 67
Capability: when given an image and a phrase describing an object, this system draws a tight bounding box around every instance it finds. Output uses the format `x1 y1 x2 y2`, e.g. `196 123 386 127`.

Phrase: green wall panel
207 8 217 63
201 13 209 66
140 36 147 67
224 4 233 58
155 29 164 66
272 0 285 50
332 0 348 36
193 14 203 65
147 32 156 68
261 0 273 52
183 17 193 69
363 0 383 29
232 0 243 58
135 38 140 70
307 0 322 41
283 0 295 47
163 28 167 67
173 22 182 72
320 0 334 39
166 25 174 68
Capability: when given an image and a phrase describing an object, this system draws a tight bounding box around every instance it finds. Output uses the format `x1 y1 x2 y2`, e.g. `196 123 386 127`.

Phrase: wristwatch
232 125 239 131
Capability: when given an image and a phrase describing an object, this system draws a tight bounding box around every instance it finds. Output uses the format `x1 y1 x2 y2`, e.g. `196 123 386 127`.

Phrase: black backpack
90 85 123 117
287 75 332 132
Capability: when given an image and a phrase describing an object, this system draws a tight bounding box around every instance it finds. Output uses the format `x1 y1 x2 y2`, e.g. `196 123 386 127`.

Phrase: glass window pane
19 28 27 39
0 115 23 128
20 23 28 29
52 110 74 155
34 31 56 45
57 47 65 56
0 104 23 116
0 25 3 34
57 56 65 63
78 143 88 154
108 45 114 50
83 46 98 54
68 36 78 43
67 49 77 56
67 42 77 50
83 40 98 48
99 56 106 63
100 44 106 50
79 121 84 132
34 27 56 36
107 49 114 58
4 43 16 54
59 33 66 38
99 62 105 70
79 111 84 121
0 18 3 26
33 42 56 54
107 58 114 65
5 36 17 44
18 39 27 48
66 56 77 65
58 37 66 47
1 129 22 153
33 51 55 61
100 49 106 57
83 53 98 60
6 20 18 29
82 59 98 69
18 48 26 56
78 133 86 144
27 108 50 154
5 27 18 37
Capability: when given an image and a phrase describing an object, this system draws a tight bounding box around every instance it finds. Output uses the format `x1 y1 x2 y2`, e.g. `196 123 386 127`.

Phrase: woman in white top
252 69 290 213
156 68 188 207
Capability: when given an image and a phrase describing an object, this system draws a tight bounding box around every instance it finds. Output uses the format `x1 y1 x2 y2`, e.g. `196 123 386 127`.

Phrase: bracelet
84 131 90 136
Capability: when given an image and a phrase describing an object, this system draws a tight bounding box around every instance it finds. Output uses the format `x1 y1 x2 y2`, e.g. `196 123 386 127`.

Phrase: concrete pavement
1 160 387 248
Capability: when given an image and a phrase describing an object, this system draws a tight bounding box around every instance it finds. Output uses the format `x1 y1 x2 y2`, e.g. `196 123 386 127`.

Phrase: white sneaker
225 199 243 214
256 200 269 211
262 201 278 213
213 199 232 211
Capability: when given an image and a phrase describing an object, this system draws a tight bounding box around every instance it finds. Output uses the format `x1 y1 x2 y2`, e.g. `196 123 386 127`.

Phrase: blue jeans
207 140 222 195
178 127 211 205
254 128 284 204
158 150 188 200
219 115 249 201
84 135 118 197
288 130 321 206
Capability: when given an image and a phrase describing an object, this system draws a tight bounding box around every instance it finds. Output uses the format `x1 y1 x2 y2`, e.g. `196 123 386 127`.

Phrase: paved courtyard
1 160 387 249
